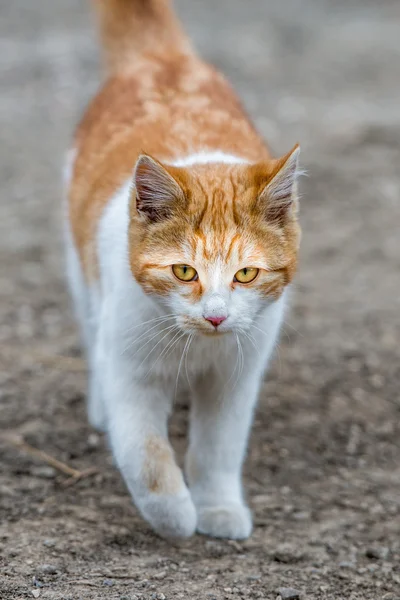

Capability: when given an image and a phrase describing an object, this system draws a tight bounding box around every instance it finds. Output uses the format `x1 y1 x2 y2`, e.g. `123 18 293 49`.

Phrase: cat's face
129 148 301 335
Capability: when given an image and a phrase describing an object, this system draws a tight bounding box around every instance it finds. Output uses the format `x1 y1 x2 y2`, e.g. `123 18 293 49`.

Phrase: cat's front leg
103 352 196 539
185 357 265 540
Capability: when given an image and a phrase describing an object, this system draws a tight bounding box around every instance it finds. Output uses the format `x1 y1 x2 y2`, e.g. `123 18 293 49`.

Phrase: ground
1 1 400 599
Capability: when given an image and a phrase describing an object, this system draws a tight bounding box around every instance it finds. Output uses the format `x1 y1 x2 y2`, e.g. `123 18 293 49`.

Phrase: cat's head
129 147 301 335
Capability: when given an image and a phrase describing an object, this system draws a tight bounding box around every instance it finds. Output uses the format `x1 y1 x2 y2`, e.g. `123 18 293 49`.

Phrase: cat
64 0 302 540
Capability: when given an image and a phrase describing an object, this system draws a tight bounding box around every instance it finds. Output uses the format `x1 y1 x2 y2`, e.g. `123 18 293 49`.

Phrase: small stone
338 571 350 580
154 570 167 580
103 579 115 586
157 594 166 600
87 433 100 448
43 539 56 548
274 544 305 564
31 466 56 479
276 587 301 600
119 596 131 600
339 561 354 569
36 564 58 575
31 591 40 599
293 511 310 521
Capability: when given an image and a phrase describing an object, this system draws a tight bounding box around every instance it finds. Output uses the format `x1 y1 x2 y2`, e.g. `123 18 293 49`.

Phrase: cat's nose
204 315 227 328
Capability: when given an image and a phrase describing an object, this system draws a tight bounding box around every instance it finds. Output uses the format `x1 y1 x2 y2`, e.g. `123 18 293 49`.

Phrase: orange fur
143 434 184 494
68 0 300 291
129 159 300 308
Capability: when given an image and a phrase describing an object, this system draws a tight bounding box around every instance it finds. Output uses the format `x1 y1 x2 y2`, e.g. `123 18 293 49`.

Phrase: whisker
250 323 282 373
135 326 180 371
123 313 176 334
123 318 177 350
231 334 244 399
222 336 240 397
284 319 304 338
143 329 186 380
122 323 177 356
163 330 186 361
184 333 194 395
239 328 260 356
275 341 283 375
249 323 268 338
175 334 192 399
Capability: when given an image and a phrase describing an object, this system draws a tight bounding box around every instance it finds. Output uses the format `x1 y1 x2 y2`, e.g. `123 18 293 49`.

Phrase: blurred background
1 1 400 598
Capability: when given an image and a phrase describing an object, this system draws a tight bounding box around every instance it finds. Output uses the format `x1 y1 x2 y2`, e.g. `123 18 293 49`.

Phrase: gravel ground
1 1 400 599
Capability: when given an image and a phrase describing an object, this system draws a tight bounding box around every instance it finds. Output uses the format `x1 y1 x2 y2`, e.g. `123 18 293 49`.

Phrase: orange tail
91 0 194 73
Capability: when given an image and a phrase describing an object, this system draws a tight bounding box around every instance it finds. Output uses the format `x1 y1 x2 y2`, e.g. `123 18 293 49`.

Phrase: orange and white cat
65 0 302 540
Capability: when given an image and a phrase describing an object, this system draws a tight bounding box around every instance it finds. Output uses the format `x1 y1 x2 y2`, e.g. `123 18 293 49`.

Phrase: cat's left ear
259 144 301 225
132 154 185 223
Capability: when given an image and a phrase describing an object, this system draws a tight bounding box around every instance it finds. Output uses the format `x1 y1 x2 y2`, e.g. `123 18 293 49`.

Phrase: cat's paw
140 491 197 539
196 503 252 539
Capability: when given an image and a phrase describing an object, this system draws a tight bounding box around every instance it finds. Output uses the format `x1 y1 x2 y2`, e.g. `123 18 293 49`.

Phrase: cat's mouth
180 316 232 336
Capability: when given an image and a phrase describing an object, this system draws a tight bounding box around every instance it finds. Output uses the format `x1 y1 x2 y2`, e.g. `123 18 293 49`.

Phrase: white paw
196 503 252 539
140 491 197 539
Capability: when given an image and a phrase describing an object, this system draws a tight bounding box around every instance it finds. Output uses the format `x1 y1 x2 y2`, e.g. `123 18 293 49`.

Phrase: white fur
64 157 286 540
171 151 249 167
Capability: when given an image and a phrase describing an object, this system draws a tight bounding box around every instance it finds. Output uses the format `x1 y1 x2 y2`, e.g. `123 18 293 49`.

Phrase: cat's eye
234 267 259 284
172 264 198 282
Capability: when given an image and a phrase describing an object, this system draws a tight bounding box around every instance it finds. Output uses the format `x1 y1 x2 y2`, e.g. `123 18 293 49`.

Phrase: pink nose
204 315 227 328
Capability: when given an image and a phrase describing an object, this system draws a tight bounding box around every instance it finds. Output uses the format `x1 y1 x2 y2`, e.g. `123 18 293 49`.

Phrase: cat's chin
199 328 231 337
180 325 232 337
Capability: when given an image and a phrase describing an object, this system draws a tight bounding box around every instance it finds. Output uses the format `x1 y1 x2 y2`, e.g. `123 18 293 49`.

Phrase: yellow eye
234 267 259 284
172 264 198 282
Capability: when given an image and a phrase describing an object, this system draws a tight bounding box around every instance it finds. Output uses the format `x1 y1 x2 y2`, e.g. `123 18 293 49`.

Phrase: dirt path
1 1 400 598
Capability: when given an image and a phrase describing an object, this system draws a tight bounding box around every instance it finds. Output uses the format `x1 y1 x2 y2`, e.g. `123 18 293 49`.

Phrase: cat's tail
91 0 194 74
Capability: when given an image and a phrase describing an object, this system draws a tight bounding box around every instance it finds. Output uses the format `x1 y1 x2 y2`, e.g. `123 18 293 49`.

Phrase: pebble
154 570 167 580
30 466 56 479
276 587 301 600
31 591 40 599
87 433 100 448
274 545 305 564
103 579 115 586
36 564 58 575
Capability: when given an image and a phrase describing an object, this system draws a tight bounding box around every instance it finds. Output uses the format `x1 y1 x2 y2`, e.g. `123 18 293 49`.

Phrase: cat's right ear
132 154 185 222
